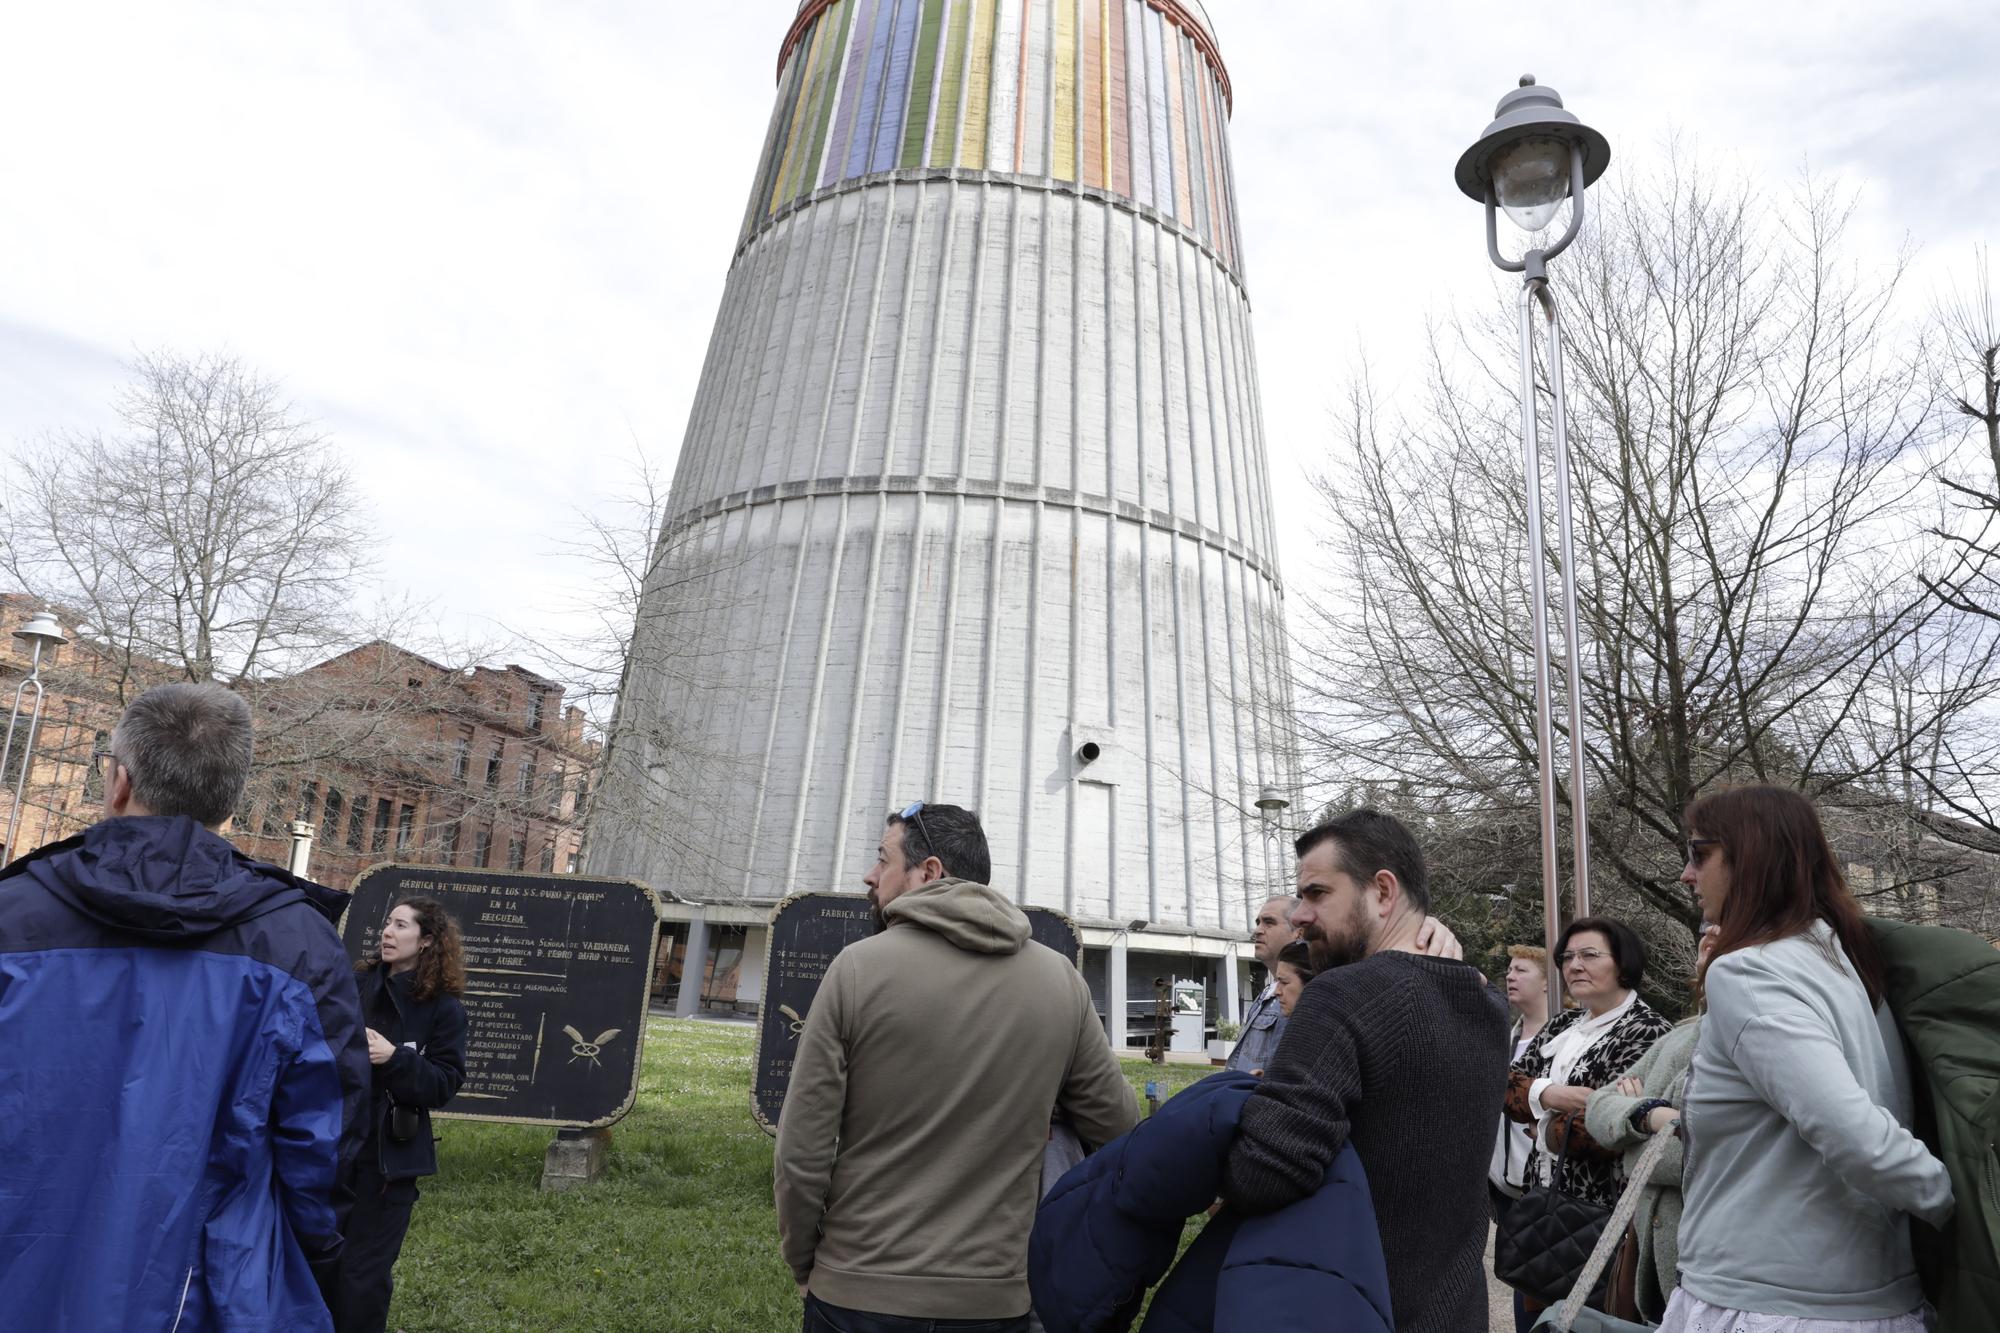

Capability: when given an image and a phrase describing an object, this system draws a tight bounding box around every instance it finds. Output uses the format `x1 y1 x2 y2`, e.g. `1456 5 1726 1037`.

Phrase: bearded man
1220 809 1509 1333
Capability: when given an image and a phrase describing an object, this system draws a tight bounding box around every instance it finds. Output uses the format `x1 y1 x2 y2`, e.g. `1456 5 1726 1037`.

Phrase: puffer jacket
0 816 368 1332
1030 1071 1392 1333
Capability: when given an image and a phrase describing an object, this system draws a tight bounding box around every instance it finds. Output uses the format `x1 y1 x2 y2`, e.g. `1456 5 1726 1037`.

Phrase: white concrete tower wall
592 0 1296 932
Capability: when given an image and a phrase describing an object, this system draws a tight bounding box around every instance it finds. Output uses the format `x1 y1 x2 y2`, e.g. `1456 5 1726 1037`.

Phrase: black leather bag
387 1099 421 1145
1494 1124 1614 1307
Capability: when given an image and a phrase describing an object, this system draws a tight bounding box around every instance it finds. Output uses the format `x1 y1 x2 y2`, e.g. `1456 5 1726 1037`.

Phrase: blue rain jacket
0 815 369 1331
1031 1071 1392 1333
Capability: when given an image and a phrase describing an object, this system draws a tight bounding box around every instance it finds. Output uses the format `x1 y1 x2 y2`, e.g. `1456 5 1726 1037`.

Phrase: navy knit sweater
1221 950 1509 1333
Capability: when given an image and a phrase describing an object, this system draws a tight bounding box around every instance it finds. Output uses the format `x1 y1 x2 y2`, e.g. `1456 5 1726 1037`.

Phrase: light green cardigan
1583 1018 1700 1323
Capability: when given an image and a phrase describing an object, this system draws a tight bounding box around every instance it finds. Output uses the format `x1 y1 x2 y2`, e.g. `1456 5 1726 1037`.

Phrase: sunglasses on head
898 801 938 860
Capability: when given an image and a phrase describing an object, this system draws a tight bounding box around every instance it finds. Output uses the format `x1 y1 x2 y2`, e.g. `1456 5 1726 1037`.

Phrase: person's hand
1615 1077 1644 1098
1645 1106 1679 1135
1414 915 1464 960
1541 1084 1592 1114
1249 1068 1264 1078
365 1028 396 1066
796 1279 810 1300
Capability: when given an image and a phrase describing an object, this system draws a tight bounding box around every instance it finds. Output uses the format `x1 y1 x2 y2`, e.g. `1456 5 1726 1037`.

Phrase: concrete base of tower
649 895 1257 1051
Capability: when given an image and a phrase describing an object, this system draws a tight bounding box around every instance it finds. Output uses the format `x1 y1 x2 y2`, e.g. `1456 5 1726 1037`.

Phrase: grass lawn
391 1017 1216 1332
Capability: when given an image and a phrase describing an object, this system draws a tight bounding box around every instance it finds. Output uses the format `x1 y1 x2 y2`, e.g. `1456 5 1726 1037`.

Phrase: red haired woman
329 897 468 1333
1667 786 1951 1332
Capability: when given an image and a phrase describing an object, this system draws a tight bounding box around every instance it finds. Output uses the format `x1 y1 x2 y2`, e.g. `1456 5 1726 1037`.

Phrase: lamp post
0 611 69 863
1455 76 1609 1016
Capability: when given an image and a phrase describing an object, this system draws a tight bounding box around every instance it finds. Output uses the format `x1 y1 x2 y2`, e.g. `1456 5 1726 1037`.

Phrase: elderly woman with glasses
1502 916 1672 1214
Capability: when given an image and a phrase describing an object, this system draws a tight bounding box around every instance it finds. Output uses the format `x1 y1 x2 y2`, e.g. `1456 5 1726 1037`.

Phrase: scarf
1534 989 1636 1171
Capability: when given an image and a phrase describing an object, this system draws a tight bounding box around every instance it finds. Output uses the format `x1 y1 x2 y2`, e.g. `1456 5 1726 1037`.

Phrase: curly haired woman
328 896 468 1333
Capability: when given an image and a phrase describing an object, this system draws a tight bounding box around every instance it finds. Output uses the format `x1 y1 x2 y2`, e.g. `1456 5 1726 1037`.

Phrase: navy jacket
353 964 467 1180
0 816 369 1332
1030 1072 1392 1333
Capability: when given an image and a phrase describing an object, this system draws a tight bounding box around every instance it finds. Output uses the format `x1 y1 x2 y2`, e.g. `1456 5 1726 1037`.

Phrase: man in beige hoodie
775 802 1138 1332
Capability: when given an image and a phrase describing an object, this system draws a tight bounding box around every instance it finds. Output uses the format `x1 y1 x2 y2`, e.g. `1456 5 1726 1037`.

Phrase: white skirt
1660 1291 1933 1333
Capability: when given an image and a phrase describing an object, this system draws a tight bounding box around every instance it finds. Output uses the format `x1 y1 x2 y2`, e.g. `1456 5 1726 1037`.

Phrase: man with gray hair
1225 894 1300 1073
0 682 369 1332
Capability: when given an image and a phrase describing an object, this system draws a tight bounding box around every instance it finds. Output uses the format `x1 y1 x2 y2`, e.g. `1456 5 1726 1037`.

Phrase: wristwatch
1629 1097 1673 1131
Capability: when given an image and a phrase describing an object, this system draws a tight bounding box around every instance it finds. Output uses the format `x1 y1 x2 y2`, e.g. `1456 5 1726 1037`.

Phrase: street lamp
1455 76 1609 1015
1 611 69 863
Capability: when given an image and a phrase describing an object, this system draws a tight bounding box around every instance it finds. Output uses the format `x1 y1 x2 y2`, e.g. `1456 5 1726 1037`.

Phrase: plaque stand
540 1126 611 1191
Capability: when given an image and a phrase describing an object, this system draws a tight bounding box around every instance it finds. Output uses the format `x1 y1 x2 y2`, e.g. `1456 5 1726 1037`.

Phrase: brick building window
527 691 545 734
566 851 579 873
573 774 589 820
395 803 415 852
486 742 503 788
346 796 367 851
322 789 344 840
298 782 319 823
546 764 565 815
506 836 525 870
517 758 534 797
371 798 392 854
473 827 492 868
539 840 555 873
441 821 460 864
452 733 471 784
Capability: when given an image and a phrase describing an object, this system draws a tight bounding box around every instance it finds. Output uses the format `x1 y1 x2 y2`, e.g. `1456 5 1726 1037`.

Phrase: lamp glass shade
1491 136 1570 231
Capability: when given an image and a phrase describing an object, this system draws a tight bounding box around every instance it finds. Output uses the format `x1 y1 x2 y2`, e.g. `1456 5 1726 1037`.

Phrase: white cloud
0 0 1991 668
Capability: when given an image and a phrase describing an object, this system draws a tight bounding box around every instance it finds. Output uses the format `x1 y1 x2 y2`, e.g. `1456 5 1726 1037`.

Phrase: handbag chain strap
1551 1121 1678 1332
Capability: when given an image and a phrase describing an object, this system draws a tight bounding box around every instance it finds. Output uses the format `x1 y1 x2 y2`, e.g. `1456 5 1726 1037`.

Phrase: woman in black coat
330 895 468 1333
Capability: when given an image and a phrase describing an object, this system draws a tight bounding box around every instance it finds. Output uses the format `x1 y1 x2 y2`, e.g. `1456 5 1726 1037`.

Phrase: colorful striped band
741 0 1243 272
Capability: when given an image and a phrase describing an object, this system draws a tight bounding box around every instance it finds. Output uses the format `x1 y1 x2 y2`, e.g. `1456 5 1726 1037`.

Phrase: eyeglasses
1684 836 1722 868
898 801 939 862
92 746 124 775
1557 948 1610 966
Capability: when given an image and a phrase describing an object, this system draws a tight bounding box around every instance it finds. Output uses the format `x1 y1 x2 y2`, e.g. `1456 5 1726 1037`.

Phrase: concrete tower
595 0 1293 960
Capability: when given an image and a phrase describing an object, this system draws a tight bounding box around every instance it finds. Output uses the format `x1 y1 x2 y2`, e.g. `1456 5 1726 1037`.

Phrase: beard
1302 895 1373 970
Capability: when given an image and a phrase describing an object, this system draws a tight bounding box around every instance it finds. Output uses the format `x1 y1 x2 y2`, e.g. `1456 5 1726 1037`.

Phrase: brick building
0 595 597 889
229 643 599 890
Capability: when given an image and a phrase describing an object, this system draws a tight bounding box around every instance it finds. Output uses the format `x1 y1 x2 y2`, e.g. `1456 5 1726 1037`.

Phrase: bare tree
1918 246 2000 615
3 351 367 693
1299 160 2000 949
514 446 749 877
0 352 486 859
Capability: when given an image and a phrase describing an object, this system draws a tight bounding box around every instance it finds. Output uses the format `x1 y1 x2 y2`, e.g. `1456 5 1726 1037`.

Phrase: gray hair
113 683 255 827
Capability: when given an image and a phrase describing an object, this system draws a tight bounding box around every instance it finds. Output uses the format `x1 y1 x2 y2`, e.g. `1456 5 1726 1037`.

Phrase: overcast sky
2 1 1993 677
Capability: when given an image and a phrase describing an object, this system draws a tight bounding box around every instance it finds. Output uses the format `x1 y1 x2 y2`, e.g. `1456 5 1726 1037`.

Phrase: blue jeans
802 1293 1030 1333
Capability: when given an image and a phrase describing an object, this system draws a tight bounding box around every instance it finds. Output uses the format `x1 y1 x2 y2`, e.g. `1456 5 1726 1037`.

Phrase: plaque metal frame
342 862 662 1130
748 891 1082 1135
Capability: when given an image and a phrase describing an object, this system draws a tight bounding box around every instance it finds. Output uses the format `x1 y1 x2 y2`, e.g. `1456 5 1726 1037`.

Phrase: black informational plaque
751 892 1081 1133
342 865 660 1129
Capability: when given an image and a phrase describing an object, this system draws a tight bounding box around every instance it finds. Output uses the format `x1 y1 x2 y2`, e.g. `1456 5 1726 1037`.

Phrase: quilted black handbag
1493 1120 1613 1307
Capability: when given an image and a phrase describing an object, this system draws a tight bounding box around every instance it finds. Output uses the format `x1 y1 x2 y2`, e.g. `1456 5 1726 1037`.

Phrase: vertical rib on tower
591 0 1294 932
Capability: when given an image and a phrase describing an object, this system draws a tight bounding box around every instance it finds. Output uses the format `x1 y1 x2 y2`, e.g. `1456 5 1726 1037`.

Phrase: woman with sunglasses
1664 786 1951 1332
1502 915 1672 1226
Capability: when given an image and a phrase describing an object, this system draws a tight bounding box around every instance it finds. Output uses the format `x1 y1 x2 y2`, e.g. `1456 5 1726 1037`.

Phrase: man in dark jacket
0 683 369 1332
1221 809 1509 1333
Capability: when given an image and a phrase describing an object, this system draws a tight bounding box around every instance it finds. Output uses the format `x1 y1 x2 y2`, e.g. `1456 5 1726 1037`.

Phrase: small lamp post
286 819 318 878
0 611 69 863
1455 76 1609 1015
